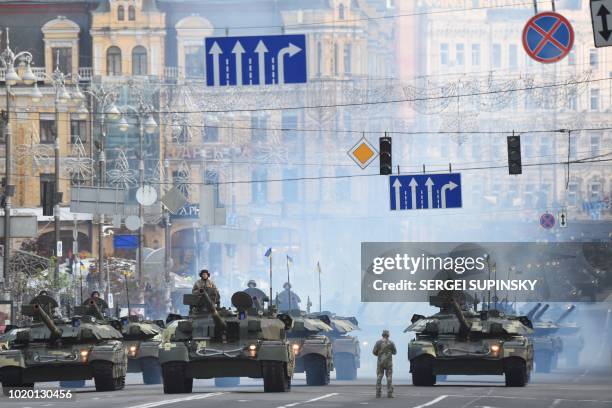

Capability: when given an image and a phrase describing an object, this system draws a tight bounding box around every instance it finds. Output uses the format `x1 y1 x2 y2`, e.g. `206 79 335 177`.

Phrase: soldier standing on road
192 269 220 306
373 329 397 398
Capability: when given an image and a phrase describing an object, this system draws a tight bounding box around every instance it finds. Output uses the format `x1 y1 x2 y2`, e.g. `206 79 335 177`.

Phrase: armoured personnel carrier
119 316 164 384
406 292 533 387
287 314 334 385
312 312 360 380
159 288 295 393
528 303 563 373
0 294 127 394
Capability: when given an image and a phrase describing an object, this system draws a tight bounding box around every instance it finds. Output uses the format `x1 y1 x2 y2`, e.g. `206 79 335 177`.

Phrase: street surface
2 369 611 408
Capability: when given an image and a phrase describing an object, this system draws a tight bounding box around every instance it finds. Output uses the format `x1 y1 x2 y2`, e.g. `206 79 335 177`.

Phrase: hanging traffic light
507 135 522 175
379 135 392 175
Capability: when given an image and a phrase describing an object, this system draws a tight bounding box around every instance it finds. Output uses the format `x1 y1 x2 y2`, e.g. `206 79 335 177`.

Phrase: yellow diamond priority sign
348 136 378 169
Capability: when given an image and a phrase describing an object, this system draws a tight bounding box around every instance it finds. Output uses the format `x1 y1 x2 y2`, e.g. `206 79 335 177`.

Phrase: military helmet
199 269 210 278
247 279 257 288
283 282 291 289
382 329 390 338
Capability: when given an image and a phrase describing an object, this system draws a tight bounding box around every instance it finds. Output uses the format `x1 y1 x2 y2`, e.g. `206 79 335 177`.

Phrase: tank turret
183 288 227 330
555 305 576 324
533 304 550 321
526 303 542 319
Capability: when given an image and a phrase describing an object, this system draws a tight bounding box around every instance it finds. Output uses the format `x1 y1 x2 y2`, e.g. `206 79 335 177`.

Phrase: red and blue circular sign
522 12 574 63
540 213 556 229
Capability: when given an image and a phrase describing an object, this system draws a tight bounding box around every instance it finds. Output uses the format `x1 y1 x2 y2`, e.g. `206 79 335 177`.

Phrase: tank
286 313 334 385
158 288 296 393
529 304 563 373
0 294 127 395
119 316 164 384
406 291 534 387
312 312 361 380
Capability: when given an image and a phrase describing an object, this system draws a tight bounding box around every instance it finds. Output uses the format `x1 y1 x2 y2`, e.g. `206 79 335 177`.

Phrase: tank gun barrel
555 305 576 324
526 303 542 319
198 288 227 330
33 304 62 338
450 298 471 334
533 304 550 321
87 300 105 320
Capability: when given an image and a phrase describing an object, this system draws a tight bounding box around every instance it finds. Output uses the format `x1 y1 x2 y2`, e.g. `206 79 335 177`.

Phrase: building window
344 43 352 74
567 88 577 110
492 43 501 68
185 45 205 78
333 44 338 75
339 4 345 20
132 46 148 76
523 136 534 158
456 43 464 66
567 182 579 206
282 113 298 144
569 134 577 159
118 5 125 21
251 114 267 143
70 119 87 144
568 48 576 65
316 42 322 75
590 182 602 200
590 49 598 66
440 43 449 65
471 44 480 66
40 119 56 143
335 168 351 200
205 170 220 207
524 184 535 207
128 5 136 21
203 126 219 142
283 168 298 202
52 47 72 74
251 167 267 204
591 88 600 111
509 44 517 68
590 133 601 155
539 136 551 156
107 46 122 76
40 173 55 208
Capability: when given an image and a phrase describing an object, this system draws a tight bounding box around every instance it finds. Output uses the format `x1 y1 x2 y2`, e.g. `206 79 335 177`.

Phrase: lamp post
84 84 121 300
0 28 37 298
118 83 157 302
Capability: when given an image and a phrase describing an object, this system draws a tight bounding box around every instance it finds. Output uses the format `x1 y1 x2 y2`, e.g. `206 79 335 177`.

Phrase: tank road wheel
262 361 290 392
304 355 329 386
162 362 193 394
505 358 528 387
59 380 86 388
140 357 162 385
334 354 357 380
1 367 34 396
92 361 125 391
214 377 240 387
411 356 436 386
535 351 552 373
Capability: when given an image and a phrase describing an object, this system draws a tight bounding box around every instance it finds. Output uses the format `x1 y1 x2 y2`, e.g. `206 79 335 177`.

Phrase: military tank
159 288 295 393
528 303 563 373
286 313 334 385
118 315 164 384
406 292 533 387
312 312 361 380
0 294 127 395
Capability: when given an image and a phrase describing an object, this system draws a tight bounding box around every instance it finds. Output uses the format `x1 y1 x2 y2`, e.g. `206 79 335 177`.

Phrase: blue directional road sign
389 173 462 211
205 34 307 87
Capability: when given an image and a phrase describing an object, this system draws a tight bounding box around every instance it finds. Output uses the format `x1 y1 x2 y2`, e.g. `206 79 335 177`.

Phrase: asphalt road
2 369 611 408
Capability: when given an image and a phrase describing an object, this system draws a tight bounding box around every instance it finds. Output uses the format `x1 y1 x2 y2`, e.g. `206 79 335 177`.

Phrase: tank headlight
248 344 257 351
80 349 89 361
292 343 300 353
490 344 500 353
129 345 138 356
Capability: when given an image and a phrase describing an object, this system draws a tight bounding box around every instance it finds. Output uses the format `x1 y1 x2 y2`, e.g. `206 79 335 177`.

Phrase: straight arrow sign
392 178 402 210
408 178 418 209
209 42 222 86
425 177 434 209
254 40 268 85
232 41 245 86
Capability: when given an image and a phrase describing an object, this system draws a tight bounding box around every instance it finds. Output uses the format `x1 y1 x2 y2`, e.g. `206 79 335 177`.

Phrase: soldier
244 280 268 308
192 269 220 306
276 282 301 313
372 329 396 398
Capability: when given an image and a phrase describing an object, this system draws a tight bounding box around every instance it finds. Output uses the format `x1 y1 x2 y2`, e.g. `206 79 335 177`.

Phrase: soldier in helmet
276 282 301 313
244 280 268 308
192 269 220 307
373 329 396 398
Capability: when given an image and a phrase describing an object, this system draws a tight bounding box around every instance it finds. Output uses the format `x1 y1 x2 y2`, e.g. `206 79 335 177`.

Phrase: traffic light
379 135 392 175
507 135 522 175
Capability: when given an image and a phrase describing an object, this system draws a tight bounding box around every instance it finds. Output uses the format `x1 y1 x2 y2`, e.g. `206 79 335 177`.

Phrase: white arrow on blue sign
205 34 307 86
389 173 462 210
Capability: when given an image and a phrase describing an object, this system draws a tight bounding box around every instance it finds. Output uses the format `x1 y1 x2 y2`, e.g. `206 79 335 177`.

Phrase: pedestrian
372 329 396 398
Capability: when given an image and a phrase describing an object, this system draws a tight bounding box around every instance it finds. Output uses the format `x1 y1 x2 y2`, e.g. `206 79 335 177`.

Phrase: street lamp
0 28 37 299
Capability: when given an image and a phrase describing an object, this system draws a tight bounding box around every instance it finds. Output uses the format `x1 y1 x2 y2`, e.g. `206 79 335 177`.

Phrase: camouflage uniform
373 333 396 397
192 278 220 305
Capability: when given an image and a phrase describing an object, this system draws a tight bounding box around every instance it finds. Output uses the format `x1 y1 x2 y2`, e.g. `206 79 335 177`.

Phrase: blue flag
264 248 272 257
